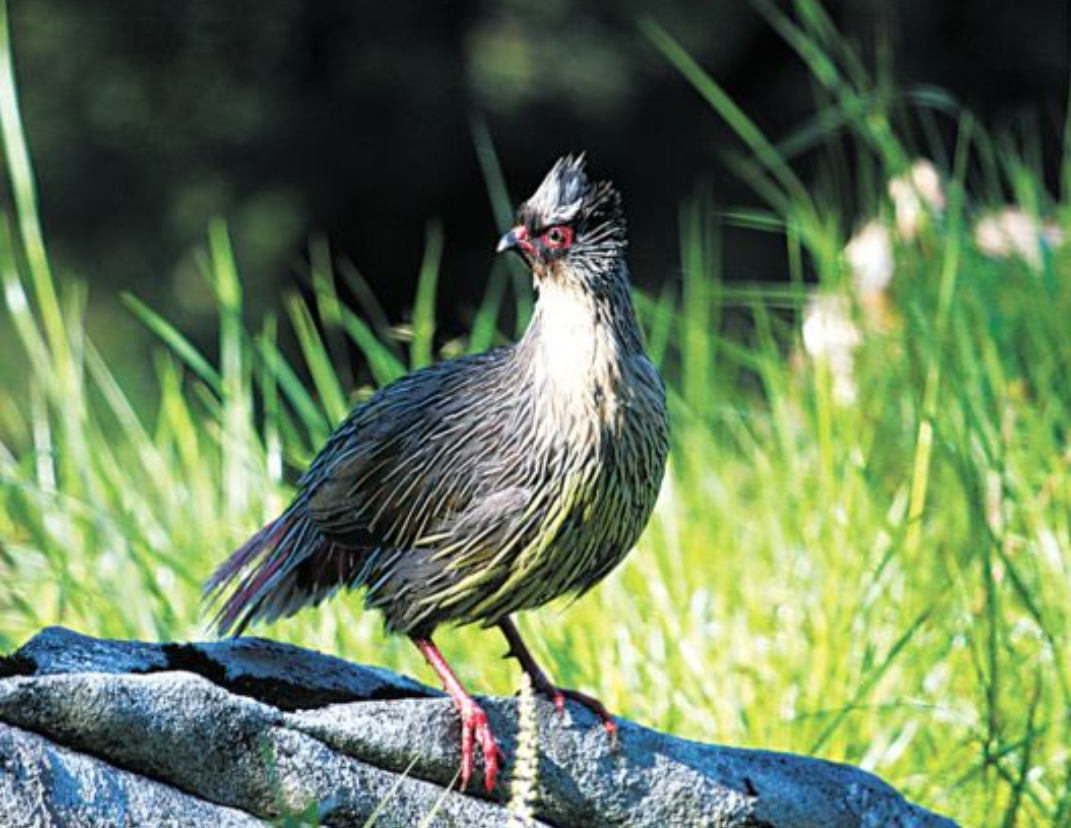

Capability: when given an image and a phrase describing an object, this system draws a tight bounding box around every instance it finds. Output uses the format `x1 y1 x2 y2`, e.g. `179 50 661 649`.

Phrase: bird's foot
412 636 502 792
530 674 618 745
498 617 618 746
454 692 502 792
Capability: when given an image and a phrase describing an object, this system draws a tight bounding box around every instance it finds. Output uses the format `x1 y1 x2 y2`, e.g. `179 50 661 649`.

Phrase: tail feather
205 507 372 637
205 509 313 636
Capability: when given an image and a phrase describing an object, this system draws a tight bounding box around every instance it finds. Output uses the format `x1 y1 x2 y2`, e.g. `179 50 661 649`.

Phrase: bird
204 155 670 792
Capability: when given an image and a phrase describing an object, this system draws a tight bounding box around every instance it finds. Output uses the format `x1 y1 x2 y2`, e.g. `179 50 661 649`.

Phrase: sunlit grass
1 2 1069 826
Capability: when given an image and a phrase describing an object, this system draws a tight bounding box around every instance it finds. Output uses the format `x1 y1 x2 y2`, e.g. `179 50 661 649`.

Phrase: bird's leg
498 617 618 743
412 636 501 792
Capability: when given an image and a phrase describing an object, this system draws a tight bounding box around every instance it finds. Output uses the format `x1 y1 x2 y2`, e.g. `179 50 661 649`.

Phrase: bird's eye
541 225 574 249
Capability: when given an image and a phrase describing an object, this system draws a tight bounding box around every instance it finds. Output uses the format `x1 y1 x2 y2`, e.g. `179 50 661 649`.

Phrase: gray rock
12 626 434 710
0 627 961 828
0 722 265 828
0 672 533 827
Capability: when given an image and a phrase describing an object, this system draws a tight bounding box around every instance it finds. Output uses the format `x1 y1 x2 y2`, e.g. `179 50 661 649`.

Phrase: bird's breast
528 291 630 430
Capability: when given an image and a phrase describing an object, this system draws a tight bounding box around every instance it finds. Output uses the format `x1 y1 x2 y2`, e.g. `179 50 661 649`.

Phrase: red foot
456 694 502 791
412 636 503 792
498 618 618 747
534 678 618 745
553 687 617 742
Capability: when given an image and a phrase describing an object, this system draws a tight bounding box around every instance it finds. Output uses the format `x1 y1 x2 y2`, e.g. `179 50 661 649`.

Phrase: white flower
974 207 1065 270
845 219 895 298
888 159 945 241
802 293 862 405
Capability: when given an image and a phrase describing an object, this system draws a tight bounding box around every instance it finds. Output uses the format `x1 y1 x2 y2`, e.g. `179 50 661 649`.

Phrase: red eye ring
541 225 574 249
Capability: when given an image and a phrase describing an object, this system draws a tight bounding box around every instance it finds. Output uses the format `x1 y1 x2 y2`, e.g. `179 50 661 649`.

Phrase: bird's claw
535 682 618 747
458 697 502 792
498 620 618 748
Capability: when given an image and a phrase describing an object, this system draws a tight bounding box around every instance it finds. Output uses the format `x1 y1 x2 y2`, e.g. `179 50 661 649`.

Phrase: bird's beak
496 225 528 254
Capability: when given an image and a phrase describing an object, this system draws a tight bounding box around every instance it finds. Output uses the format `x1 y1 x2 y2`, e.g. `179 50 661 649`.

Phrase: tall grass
1 2 1069 826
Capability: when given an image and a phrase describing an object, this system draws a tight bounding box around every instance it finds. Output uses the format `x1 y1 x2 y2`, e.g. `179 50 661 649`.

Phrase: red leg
499 618 618 744
412 636 502 792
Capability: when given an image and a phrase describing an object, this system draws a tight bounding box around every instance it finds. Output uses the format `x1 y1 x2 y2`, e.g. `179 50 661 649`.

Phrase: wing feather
303 347 522 549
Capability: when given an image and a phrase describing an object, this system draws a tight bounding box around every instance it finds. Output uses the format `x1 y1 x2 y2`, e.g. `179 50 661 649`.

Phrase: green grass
2 2 1070 826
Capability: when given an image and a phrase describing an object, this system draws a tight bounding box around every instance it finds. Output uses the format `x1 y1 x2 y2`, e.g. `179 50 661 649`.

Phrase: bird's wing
302 348 520 548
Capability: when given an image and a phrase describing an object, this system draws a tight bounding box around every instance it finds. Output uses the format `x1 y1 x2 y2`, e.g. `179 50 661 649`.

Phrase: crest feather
515 155 627 268
521 154 591 227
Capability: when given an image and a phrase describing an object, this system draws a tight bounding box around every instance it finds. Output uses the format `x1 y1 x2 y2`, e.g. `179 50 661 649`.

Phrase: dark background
7 0 1068 367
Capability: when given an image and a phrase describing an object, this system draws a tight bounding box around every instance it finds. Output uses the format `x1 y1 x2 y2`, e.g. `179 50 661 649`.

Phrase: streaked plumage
205 155 669 791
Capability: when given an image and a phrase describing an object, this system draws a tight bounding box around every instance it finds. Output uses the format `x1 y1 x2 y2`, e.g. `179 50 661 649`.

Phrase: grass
1 1 1070 825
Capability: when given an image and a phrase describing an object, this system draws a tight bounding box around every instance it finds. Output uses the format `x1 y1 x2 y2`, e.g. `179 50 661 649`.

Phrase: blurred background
8 0 1068 386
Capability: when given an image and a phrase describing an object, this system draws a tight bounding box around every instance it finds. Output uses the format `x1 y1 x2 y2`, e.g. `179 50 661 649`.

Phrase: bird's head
497 155 627 288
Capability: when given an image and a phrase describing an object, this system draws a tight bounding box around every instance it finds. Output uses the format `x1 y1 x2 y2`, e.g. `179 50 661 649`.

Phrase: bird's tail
204 505 355 637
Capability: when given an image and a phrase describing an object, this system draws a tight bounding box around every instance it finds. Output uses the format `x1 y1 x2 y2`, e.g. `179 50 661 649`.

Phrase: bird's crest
523 155 591 226
518 155 625 253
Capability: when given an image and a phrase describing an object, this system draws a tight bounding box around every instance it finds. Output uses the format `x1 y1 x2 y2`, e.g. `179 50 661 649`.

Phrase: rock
0 722 265 828
0 627 961 828
11 625 433 710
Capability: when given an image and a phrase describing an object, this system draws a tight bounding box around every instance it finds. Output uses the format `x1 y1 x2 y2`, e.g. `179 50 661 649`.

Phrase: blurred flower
973 207 1064 270
803 158 945 407
801 293 862 405
845 159 945 323
845 218 895 298
888 159 945 242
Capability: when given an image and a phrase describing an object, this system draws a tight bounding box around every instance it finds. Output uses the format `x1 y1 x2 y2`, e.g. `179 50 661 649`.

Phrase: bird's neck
519 266 644 400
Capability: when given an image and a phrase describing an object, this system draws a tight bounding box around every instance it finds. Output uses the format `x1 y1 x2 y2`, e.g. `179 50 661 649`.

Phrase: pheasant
205 155 670 791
